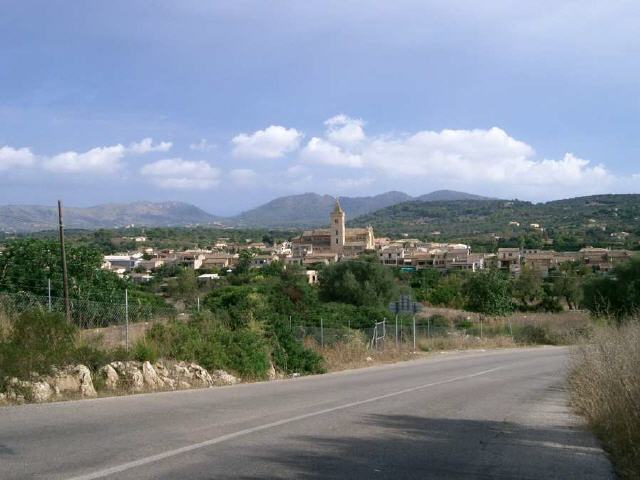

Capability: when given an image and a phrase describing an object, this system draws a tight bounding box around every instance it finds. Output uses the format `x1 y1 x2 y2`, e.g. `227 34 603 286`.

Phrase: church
292 199 375 259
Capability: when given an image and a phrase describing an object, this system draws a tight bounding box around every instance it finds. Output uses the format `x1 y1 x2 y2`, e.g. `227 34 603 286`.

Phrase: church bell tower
330 198 346 253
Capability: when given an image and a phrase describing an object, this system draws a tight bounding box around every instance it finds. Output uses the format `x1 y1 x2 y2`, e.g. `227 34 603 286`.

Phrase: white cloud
44 144 126 174
129 137 172 154
325 114 365 146
299 118 614 197
42 138 172 174
232 125 302 159
190 139 216 152
300 137 363 167
362 127 612 194
140 158 221 190
0 145 35 170
229 168 257 185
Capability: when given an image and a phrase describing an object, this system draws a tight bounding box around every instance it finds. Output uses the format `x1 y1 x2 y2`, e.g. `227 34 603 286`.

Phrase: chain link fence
0 291 176 350
1 289 530 356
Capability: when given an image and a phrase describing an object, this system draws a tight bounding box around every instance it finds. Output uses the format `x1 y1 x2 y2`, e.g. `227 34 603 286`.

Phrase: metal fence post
508 319 513 338
47 279 52 312
412 314 416 351
197 296 200 312
125 288 129 352
395 314 398 348
289 315 292 330
480 317 483 339
427 316 430 338
320 317 324 349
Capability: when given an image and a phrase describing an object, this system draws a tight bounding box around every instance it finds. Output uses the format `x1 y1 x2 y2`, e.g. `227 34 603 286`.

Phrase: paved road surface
0 347 614 479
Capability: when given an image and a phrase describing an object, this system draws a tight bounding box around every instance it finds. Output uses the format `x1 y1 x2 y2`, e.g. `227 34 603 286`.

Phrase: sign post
388 294 422 350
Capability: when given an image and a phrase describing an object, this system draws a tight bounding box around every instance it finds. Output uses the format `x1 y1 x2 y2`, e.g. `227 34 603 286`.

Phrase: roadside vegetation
570 323 640 479
565 259 640 479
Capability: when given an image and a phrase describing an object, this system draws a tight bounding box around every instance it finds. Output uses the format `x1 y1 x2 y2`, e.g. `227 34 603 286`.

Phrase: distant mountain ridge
232 191 414 228
0 190 493 232
0 201 223 233
232 190 493 228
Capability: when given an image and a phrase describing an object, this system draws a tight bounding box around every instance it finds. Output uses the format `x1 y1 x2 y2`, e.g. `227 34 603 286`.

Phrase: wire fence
1 288 530 355
0 291 175 328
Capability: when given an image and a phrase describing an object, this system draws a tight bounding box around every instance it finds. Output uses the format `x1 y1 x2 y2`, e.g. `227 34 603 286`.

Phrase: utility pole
125 288 129 352
58 200 71 323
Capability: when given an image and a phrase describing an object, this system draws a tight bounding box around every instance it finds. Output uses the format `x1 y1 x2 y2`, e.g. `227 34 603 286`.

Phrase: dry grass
305 332 416 372
0 311 12 341
417 333 516 351
569 322 640 479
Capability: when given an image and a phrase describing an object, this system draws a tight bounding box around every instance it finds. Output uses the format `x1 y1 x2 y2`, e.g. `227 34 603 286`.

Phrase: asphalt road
0 347 614 479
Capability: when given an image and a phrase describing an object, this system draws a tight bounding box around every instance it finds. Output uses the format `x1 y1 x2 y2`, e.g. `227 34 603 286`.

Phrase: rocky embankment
0 360 271 405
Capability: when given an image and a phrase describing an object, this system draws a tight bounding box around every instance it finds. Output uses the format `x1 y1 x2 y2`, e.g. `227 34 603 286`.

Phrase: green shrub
132 340 158 363
270 319 324 374
144 316 274 379
513 324 554 345
0 309 78 387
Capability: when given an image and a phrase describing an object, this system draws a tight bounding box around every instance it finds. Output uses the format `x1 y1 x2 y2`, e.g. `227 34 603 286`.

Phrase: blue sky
1 1 639 215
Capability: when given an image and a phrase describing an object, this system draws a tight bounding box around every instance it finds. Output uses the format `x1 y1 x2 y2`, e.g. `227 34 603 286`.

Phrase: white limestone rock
142 361 164 388
49 365 97 398
189 363 213 386
210 370 238 386
267 363 277 381
5 377 53 403
99 364 119 390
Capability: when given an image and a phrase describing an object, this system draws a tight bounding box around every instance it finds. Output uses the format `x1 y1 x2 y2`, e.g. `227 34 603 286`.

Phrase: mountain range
0 190 491 232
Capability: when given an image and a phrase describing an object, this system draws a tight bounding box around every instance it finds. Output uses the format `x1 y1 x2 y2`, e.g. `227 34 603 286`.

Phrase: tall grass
569 322 640 479
305 332 414 372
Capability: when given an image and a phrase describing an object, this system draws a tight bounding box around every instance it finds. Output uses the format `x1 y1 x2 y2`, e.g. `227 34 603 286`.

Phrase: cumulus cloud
298 117 615 197
129 137 172 154
229 168 257 185
41 138 172 174
44 144 126 173
0 145 36 170
140 158 221 189
300 137 363 167
325 114 365 146
363 127 611 193
232 125 302 159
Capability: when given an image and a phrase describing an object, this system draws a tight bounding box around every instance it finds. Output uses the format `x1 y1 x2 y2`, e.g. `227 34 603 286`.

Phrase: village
102 199 636 285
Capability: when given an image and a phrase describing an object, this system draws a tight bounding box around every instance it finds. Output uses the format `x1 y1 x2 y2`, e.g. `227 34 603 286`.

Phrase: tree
464 269 513 316
583 258 640 322
167 268 198 304
512 266 543 309
234 250 254 275
318 257 396 307
552 262 589 310
426 273 467 309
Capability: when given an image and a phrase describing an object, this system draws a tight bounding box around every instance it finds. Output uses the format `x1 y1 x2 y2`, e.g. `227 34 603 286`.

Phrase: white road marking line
68 367 502 480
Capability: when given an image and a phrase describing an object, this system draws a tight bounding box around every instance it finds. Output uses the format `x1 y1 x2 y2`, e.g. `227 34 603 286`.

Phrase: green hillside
351 194 640 251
